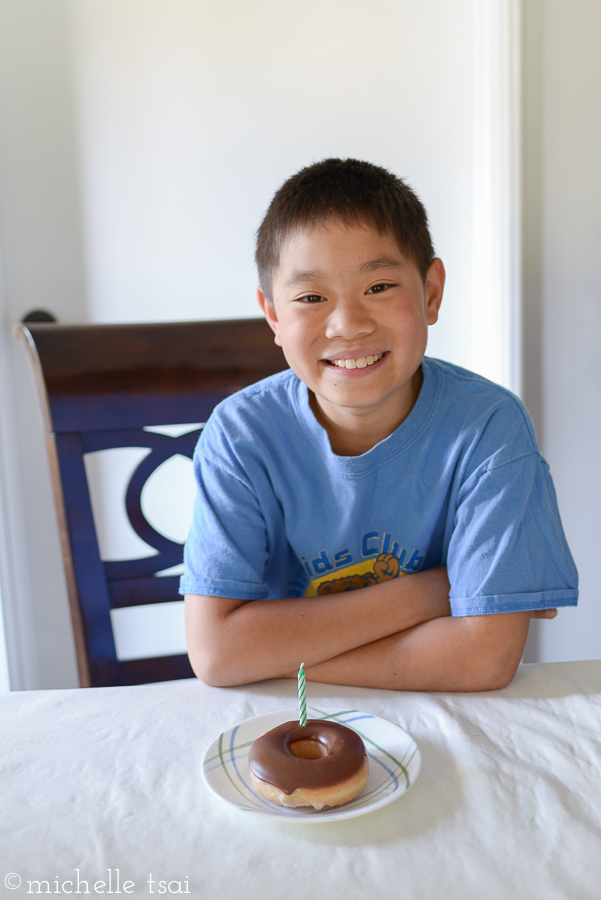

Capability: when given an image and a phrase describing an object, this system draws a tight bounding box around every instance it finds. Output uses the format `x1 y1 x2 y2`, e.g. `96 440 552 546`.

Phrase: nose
324 297 375 341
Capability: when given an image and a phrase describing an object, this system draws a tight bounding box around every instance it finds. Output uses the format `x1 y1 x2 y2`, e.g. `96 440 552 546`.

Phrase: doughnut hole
289 739 328 760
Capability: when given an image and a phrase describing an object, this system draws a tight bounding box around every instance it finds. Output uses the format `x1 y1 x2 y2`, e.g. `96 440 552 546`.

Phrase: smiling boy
182 158 577 691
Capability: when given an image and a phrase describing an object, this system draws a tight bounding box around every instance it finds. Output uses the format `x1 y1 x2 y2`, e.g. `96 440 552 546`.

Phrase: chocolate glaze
248 719 366 794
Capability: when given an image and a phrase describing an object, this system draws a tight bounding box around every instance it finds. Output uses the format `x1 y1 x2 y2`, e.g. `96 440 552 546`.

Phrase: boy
181 158 577 691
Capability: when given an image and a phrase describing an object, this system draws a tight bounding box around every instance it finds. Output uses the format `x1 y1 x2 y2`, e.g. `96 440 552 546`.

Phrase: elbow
188 647 244 687
495 654 521 689
189 658 223 688
185 598 249 687
480 664 517 692
187 637 257 687
456 612 528 692
470 651 521 692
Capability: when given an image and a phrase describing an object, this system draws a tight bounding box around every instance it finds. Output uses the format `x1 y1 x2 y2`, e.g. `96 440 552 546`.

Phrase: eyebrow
284 256 403 289
359 255 404 273
284 270 325 288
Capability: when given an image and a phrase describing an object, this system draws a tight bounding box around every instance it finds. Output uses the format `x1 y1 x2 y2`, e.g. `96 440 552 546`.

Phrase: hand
530 608 558 619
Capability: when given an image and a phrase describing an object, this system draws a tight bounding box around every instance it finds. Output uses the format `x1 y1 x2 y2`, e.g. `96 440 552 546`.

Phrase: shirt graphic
304 552 406 596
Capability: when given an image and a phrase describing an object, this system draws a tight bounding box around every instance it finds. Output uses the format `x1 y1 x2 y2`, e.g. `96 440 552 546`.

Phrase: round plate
202 707 421 822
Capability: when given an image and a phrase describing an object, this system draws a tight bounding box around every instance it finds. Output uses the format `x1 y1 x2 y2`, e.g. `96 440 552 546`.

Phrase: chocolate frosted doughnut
248 719 369 810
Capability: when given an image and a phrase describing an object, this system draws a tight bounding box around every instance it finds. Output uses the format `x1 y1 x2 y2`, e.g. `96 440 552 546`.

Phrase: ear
424 258 445 325
257 287 283 346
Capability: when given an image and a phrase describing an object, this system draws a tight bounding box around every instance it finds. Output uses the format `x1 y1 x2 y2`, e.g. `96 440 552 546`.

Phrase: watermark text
4 869 190 895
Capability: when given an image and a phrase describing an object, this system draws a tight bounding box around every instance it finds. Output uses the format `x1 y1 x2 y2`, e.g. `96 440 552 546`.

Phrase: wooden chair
14 319 287 687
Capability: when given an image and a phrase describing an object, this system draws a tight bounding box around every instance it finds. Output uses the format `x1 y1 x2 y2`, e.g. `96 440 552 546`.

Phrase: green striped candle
298 662 307 726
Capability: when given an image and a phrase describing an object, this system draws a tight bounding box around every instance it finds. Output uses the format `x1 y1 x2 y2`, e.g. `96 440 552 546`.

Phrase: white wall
0 0 86 688
70 0 477 358
521 0 601 663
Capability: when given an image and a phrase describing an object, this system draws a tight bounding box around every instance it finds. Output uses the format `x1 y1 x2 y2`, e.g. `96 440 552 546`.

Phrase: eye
295 294 326 304
366 282 392 295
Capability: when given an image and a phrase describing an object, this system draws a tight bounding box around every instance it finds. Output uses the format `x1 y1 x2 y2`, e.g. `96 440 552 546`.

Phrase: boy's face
258 220 444 442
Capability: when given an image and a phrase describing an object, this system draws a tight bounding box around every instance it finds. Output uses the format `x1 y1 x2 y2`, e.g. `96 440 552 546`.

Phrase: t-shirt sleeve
179 424 271 600
448 451 578 615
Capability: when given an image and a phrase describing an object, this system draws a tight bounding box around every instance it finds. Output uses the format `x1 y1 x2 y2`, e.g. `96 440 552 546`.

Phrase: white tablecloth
1 661 600 900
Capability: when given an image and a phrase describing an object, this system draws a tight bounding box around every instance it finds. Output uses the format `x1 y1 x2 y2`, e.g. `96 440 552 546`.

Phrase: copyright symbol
5 873 21 889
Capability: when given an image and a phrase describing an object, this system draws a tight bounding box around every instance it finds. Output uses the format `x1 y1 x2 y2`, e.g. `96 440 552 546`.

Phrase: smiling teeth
332 353 384 369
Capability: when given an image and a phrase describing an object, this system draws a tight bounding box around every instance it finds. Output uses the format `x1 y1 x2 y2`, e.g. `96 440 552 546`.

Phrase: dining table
1 659 600 900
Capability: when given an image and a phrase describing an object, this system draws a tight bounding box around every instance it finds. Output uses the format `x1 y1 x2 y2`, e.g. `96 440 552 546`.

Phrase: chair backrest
14 319 287 687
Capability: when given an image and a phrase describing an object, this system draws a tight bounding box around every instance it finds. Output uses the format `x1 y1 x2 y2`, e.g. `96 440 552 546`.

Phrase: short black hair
255 158 435 299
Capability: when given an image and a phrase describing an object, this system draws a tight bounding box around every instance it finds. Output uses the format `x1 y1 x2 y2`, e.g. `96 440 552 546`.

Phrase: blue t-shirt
180 358 578 615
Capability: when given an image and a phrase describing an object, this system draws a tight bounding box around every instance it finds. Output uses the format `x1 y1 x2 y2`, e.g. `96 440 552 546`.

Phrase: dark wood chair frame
14 319 287 687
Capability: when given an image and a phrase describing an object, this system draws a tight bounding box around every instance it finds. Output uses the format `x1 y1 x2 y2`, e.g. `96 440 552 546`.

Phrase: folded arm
303 611 534 692
303 605 556 691
185 567 556 691
185 566 450 687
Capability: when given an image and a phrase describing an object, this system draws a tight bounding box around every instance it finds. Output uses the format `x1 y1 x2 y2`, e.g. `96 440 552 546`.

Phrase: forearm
185 567 450 686
302 611 532 693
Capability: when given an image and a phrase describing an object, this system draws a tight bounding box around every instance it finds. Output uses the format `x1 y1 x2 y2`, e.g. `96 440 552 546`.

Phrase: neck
309 368 423 457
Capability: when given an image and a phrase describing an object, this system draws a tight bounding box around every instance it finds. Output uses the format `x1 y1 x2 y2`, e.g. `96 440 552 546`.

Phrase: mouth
324 352 386 370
